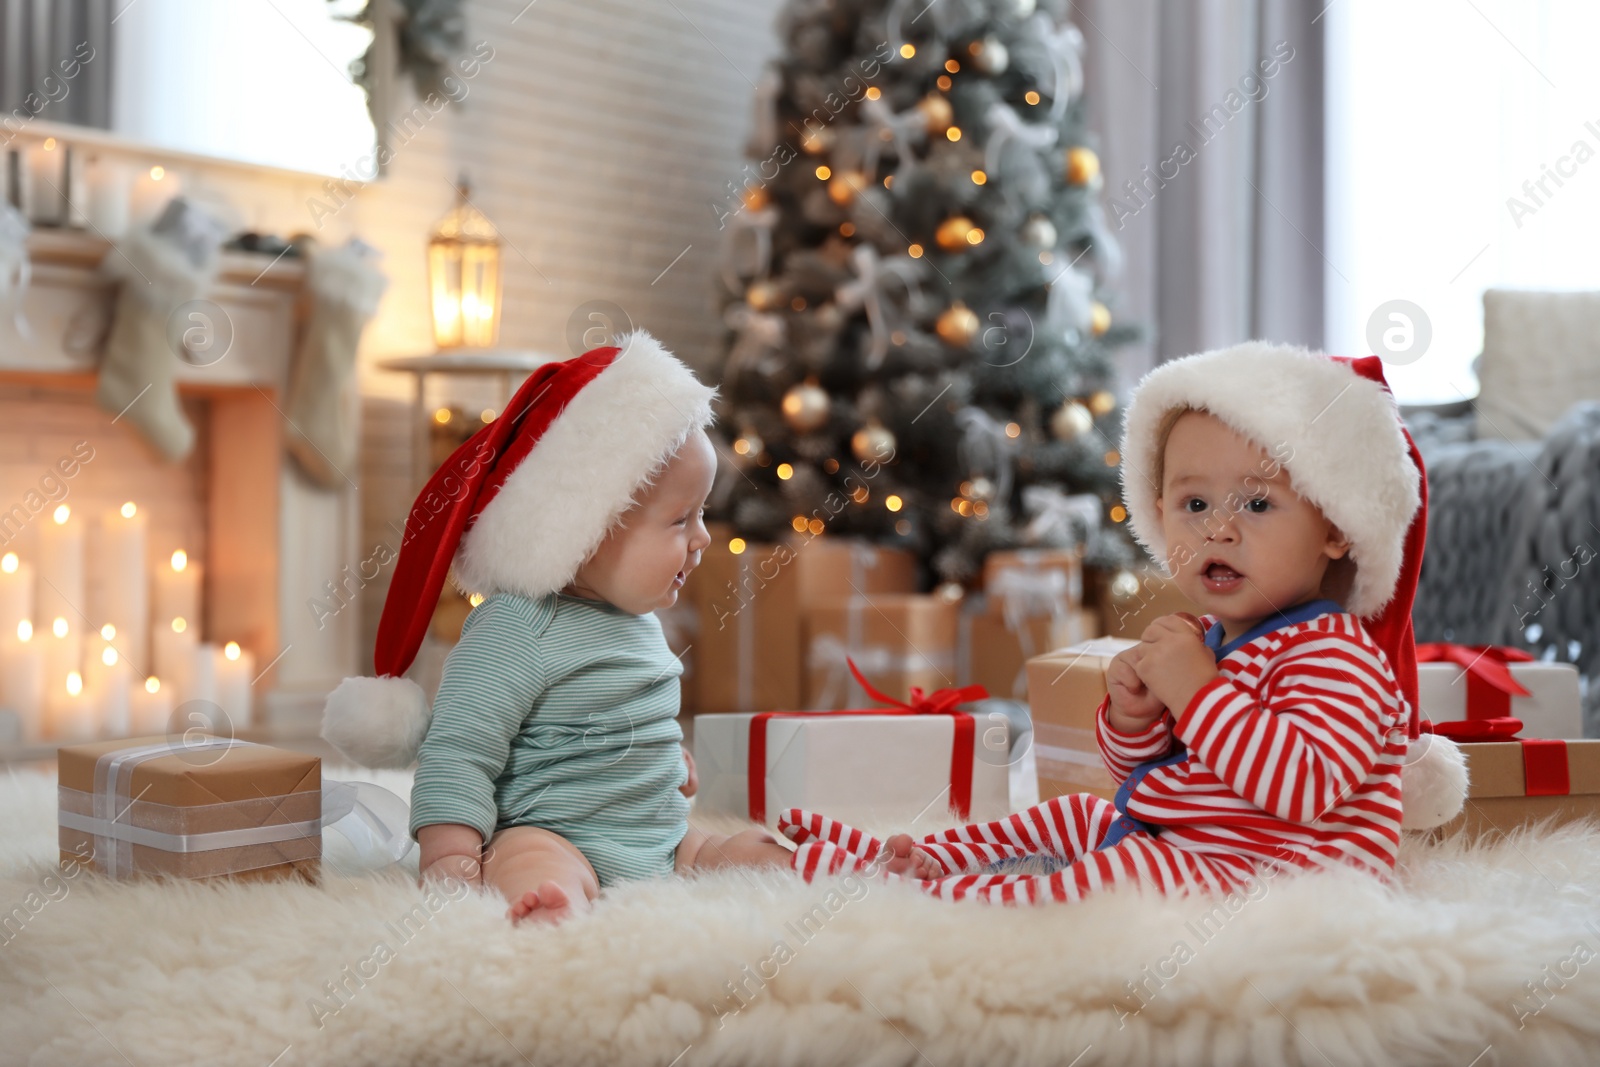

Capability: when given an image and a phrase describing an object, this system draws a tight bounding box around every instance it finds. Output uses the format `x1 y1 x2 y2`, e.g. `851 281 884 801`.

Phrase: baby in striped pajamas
780 345 1428 904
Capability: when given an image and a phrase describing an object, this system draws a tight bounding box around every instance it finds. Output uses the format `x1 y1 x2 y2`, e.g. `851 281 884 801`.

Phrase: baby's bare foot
506 881 583 924
881 833 941 879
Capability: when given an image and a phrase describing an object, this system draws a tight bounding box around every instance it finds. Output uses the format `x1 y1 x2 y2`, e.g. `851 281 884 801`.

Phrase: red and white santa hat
1118 341 1466 830
322 331 716 768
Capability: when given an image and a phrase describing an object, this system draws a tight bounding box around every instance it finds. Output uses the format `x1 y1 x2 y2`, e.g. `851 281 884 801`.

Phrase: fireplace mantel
0 229 360 754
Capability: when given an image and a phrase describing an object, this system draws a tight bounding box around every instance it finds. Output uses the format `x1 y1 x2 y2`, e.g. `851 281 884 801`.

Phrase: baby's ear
1325 523 1352 559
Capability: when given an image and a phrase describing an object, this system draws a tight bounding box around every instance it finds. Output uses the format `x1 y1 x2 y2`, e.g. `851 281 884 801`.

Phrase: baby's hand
1132 613 1217 718
679 744 698 797
1106 645 1165 731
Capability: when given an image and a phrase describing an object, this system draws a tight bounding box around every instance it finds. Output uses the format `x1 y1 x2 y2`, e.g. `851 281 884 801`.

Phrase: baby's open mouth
1201 560 1244 591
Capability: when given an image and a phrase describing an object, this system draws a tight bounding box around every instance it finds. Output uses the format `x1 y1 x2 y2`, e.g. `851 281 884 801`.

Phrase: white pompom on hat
1117 341 1465 830
321 331 716 769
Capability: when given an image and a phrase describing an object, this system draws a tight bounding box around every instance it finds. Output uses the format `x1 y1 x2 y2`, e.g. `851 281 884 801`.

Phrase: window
1325 0 1600 404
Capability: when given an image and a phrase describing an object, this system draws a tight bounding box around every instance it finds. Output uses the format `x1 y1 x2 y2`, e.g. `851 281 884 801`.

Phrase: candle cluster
8 135 179 236
0 502 255 744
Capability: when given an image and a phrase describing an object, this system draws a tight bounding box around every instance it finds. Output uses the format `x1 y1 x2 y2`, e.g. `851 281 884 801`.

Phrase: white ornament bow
861 95 929 184
722 301 787 378
1045 264 1094 337
719 203 778 294
1030 13 1085 121
956 405 1021 509
834 244 923 370
984 101 1059 178
1021 485 1103 546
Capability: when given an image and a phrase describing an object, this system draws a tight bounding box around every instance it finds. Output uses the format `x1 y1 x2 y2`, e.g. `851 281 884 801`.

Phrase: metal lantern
427 178 502 348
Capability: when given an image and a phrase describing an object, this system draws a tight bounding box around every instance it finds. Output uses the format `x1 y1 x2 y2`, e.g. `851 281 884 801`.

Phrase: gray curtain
0 0 114 130
1078 0 1326 388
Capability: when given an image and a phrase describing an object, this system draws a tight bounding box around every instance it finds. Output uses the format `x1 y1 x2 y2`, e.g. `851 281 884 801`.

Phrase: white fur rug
4 763 1600 1067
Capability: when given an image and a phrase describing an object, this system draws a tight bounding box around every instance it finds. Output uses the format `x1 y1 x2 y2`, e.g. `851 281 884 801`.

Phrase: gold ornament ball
917 93 953 135
935 303 980 348
851 422 897 463
1090 301 1112 336
782 381 831 432
1051 400 1094 440
936 215 977 252
747 281 781 310
1020 214 1057 249
972 35 1009 76
741 186 770 213
1088 389 1116 415
801 126 835 155
1065 146 1101 185
827 170 867 206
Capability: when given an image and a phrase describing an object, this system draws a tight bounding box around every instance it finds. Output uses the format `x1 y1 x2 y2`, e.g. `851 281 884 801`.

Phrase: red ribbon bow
746 658 988 824
1416 643 1533 741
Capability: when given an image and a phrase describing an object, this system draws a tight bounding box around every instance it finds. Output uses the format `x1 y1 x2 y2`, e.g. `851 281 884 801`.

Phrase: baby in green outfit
415 423 791 922
322 333 791 923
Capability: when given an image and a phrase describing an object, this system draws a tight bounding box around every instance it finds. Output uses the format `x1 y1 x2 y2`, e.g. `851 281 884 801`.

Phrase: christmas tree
709 0 1140 586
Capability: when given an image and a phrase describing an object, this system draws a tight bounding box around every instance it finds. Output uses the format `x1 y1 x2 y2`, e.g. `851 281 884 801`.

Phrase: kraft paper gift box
1098 567 1202 639
803 593 959 710
961 597 1100 700
1023 638 1138 802
58 734 321 884
981 547 1085 604
694 535 916 713
692 696 1012 827
1416 645 1583 740
1434 739 1600 839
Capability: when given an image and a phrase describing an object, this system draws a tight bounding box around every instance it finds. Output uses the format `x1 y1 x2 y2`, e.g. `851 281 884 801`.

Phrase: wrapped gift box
1435 740 1600 839
962 599 1100 700
1098 567 1202 639
804 593 958 710
694 536 916 713
982 547 1084 604
1417 655 1582 740
693 706 1012 827
58 734 321 883
1023 638 1138 802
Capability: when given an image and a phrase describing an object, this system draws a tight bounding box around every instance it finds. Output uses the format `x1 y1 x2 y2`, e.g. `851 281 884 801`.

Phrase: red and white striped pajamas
781 611 1410 904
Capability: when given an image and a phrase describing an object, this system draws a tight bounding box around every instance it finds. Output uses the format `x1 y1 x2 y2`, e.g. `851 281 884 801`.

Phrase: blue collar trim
1203 598 1346 661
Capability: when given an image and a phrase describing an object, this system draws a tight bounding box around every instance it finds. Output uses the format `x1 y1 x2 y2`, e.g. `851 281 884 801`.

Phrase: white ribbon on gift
59 737 415 879
807 632 957 711
722 300 787 379
861 95 928 184
0 201 33 341
1021 485 1103 546
835 244 923 370
988 567 1074 697
984 101 1059 178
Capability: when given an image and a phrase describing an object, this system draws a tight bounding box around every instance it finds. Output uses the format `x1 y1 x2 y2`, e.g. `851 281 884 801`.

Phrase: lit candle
129 675 173 735
88 642 131 737
129 164 182 227
0 620 46 741
36 504 84 650
53 670 93 741
187 642 219 709
0 552 33 641
43 614 82 710
151 548 200 690
90 503 148 678
85 154 133 239
215 641 254 729
27 137 65 225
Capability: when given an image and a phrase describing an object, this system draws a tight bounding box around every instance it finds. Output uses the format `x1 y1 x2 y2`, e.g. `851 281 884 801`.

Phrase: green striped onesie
407 591 689 887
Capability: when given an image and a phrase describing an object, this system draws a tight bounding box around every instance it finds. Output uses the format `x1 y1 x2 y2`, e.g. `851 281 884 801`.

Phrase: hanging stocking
285 237 388 489
95 198 226 461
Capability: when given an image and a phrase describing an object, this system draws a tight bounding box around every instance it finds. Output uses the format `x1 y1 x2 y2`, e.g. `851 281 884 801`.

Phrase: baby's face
1154 411 1349 641
564 429 716 614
